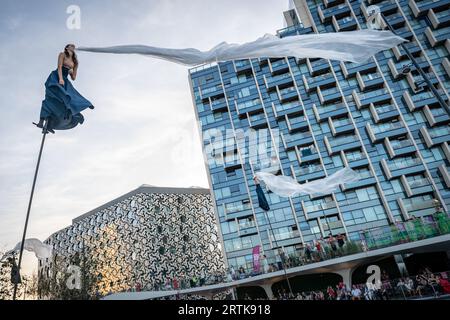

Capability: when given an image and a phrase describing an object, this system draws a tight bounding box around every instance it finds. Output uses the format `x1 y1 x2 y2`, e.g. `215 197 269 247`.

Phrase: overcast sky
0 0 289 274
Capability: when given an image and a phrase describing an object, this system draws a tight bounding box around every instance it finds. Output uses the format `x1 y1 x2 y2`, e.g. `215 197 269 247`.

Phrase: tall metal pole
380 13 450 116
13 120 49 300
262 207 294 298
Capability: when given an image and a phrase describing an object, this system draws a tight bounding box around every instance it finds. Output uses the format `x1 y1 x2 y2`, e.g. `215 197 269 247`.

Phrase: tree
0 252 37 300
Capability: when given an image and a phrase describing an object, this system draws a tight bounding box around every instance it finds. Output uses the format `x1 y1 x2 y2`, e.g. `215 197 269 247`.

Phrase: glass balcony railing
279 86 297 96
275 101 300 113
346 151 365 162
407 177 430 188
328 135 358 147
154 212 450 289
428 126 450 138
296 164 323 176
333 118 352 127
371 121 404 134
430 107 448 117
388 157 423 170
411 91 435 102
304 200 337 213
266 73 292 86
316 102 346 114
375 104 397 113
390 139 414 149
403 198 435 211
271 59 288 69
284 131 312 143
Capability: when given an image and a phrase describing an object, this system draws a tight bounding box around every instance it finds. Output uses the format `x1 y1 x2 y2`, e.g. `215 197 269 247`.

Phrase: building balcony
234 59 253 75
307 58 331 76
420 126 450 147
301 199 338 220
400 175 434 197
298 145 321 164
277 85 299 103
444 142 450 162
272 101 303 119
391 41 422 61
340 60 377 79
356 72 385 91
313 102 348 122
341 171 377 191
287 115 309 133
408 0 450 18
425 26 450 47
443 58 450 77
324 134 361 155
405 72 440 93
342 150 368 168
397 197 436 219
248 114 268 129
318 87 343 104
264 73 294 91
384 138 416 159
366 121 407 143
438 164 450 188
402 90 441 112
323 0 345 8
423 105 450 126
294 163 326 182
269 58 290 76
318 3 351 23
302 73 336 93
388 58 431 79
329 117 355 136
381 157 425 180
352 88 392 109
282 131 314 150
200 85 225 101
332 15 357 32
381 13 406 29
394 26 414 41
369 103 400 123
235 99 264 117
210 96 228 112
428 9 450 29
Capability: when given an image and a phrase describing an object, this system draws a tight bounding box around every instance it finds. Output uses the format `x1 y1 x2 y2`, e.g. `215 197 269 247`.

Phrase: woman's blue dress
40 66 94 130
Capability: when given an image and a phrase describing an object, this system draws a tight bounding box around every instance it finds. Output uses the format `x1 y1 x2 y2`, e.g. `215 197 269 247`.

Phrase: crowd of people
264 269 450 300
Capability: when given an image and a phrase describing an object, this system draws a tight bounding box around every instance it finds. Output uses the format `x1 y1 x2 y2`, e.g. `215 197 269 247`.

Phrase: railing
316 102 346 114
134 213 450 293
283 131 312 143
390 139 413 149
328 135 358 147
388 157 422 170
266 73 292 86
408 177 430 188
371 122 404 134
428 126 450 138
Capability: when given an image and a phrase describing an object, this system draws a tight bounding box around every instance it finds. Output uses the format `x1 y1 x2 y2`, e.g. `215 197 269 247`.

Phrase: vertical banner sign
252 245 261 273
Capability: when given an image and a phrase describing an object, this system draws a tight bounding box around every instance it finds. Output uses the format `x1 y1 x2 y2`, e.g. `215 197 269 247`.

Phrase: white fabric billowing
77 30 406 65
1 239 53 260
255 167 360 198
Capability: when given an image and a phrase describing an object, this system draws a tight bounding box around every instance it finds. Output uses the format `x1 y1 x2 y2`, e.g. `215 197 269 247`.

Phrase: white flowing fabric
255 167 360 198
77 30 406 65
1 238 53 260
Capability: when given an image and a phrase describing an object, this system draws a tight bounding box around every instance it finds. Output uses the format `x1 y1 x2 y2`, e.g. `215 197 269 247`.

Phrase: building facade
188 0 450 273
38 186 225 298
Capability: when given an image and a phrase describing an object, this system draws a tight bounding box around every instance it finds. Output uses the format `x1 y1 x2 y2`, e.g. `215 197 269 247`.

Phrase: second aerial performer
34 44 94 133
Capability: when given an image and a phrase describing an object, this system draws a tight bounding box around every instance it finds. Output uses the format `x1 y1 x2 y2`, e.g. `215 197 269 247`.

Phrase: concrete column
260 283 275 300
334 268 353 288
394 254 409 277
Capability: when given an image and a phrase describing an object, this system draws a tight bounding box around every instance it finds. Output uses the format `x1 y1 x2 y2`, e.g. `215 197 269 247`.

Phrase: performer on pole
33 44 94 134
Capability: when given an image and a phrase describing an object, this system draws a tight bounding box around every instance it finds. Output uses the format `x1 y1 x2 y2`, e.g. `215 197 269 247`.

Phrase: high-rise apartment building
189 0 450 273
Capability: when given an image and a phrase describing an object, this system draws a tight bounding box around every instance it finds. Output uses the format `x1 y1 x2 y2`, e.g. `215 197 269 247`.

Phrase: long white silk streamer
77 30 406 65
255 167 360 198
1 238 53 260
